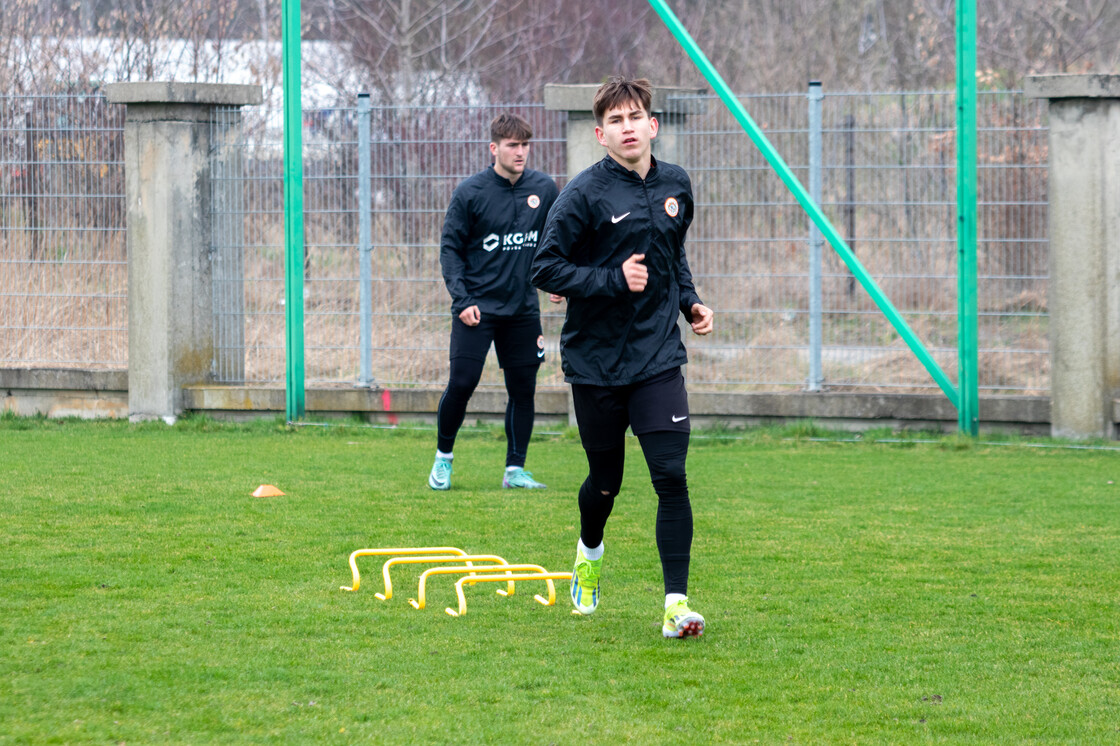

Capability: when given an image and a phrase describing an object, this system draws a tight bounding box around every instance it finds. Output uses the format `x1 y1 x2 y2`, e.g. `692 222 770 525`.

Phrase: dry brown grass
2 213 1049 395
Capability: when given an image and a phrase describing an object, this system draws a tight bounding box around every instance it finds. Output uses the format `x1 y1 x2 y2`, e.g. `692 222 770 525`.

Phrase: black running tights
436 359 538 468
578 430 692 595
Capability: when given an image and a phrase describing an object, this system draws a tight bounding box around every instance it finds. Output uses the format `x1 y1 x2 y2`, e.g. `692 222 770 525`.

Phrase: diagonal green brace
647 0 960 410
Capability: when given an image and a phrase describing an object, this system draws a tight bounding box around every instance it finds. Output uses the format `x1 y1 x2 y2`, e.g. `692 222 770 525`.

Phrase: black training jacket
440 167 559 317
531 155 703 386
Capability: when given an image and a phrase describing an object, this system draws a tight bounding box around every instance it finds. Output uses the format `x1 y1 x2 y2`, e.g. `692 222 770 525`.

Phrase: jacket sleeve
531 187 628 299
676 180 703 318
439 189 475 314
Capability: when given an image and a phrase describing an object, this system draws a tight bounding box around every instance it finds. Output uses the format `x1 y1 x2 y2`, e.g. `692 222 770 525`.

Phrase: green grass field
2 416 1118 744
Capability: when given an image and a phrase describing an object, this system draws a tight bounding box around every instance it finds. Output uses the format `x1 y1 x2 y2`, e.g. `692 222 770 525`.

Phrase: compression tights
436 358 538 468
578 430 692 595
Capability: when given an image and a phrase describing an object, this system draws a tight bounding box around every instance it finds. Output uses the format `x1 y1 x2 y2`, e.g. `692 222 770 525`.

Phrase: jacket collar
601 153 659 182
488 165 523 188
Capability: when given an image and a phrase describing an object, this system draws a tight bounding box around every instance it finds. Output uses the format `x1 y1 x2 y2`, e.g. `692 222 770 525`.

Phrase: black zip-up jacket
440 166 559 318
531 155 703 386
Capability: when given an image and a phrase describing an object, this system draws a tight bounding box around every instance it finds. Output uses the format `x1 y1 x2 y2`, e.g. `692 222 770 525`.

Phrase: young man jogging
531 77 714 638
428 113 559 491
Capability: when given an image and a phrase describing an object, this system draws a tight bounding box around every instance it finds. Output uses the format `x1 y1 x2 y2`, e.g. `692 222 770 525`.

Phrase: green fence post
956 0 980 435
282 0 305 420
646 0 960 409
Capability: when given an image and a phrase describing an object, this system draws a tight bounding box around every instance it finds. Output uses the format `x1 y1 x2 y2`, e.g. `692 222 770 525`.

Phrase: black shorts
449 314 544 368
571 367 690 452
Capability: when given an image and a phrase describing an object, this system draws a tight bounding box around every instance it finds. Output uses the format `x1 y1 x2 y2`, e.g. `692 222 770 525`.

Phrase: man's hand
690 303 713 335
622 253 647 292
459 305 481 326
548 294 565 304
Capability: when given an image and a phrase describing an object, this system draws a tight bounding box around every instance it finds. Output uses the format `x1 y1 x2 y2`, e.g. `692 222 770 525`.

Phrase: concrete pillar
544 84 706 178
104 82 262 423
1026 74 1120 439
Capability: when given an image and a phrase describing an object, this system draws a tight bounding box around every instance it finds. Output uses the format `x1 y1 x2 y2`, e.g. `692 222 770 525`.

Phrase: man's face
595 100 658 167
490 137 530 180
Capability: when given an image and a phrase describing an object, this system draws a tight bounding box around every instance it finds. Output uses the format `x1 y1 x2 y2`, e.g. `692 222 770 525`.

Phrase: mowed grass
1 416 1118 744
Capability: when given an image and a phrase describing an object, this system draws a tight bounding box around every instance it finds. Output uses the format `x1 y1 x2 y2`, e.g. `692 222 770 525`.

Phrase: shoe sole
428 478 450 490
663 619 704 638
570 592 598 615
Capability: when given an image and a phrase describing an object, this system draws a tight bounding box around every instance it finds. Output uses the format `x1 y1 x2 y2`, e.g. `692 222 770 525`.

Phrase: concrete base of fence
174 384 1068 436
1 369 128 419
179 386 574 427
5 370 1115 437
4 369 1115 439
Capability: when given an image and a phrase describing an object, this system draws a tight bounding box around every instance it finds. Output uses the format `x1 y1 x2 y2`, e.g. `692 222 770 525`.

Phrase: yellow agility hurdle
448 572 571 617
376 554 511 600
340 547 470 592
410 564 553 610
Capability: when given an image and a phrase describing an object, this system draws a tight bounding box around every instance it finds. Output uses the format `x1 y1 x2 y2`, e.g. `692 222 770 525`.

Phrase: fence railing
0 93 127 369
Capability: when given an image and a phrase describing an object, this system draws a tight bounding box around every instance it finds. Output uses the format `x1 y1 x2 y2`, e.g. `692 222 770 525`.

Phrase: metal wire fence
0 92 127 369
211 101 569 389
670 89 1048 394
3 88 1048 397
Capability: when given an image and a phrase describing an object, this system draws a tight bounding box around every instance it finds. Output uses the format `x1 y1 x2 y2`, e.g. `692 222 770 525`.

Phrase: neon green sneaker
428 457 452 490
502 467 546 489
570 545 602 615
662 598 705 638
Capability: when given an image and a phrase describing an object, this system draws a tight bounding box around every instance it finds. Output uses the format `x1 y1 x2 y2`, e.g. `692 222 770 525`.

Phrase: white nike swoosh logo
536 350 545 358
672 415 688 422
611 212 630 224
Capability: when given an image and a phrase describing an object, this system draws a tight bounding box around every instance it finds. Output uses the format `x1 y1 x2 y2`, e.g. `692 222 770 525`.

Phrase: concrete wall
0 364 1099 435
176 383 1056 435
1 369 128 418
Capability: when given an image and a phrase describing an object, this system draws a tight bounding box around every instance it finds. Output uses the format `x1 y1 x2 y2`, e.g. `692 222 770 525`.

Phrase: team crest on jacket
528 194 541 209
665 197 680 217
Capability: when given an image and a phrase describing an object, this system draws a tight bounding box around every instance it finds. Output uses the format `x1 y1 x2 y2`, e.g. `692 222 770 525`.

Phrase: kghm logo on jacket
665 197 680 217
481 231 540 253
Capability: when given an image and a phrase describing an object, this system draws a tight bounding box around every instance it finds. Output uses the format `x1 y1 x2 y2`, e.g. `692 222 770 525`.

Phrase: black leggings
578 430 692 595
436 359 538 467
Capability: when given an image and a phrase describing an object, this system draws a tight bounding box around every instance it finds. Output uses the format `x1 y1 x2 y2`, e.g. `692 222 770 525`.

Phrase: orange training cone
252 484 285 497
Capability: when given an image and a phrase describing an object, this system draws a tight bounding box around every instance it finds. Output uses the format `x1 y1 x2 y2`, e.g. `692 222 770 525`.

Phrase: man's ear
649 116 659 139
595 126 607 147
489 141 498 158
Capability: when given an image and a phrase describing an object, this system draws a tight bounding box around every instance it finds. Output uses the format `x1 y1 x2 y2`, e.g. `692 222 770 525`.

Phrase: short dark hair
592 76 653 126
490 113 533 144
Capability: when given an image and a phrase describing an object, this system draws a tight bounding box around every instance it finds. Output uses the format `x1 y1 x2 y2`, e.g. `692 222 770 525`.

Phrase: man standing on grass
428 113 559 491
531 77 713 638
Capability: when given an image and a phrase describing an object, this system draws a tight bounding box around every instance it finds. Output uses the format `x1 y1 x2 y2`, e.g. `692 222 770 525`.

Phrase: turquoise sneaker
662 597 705 638
502 467 546 489
570 544 602 615
428 457 452 490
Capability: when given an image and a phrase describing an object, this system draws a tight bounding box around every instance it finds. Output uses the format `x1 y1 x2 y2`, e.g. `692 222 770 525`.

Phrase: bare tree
4 0 1119 98
328 0 645 103
633 0 1119 92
